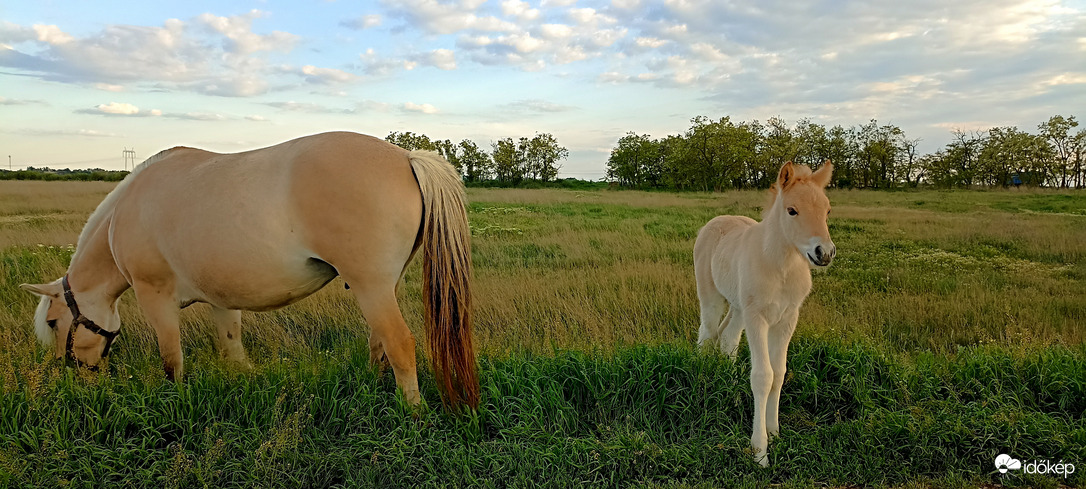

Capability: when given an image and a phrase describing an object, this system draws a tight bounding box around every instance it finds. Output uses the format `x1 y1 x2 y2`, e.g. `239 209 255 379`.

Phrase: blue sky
2 0 1084 179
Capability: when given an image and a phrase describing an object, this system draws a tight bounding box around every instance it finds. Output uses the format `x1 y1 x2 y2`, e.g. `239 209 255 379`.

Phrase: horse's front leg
134 284 184 380
746 312 772 467
766 308 799 438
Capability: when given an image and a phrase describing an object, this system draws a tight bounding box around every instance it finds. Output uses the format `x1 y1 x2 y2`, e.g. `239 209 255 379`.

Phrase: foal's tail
408 151 479 410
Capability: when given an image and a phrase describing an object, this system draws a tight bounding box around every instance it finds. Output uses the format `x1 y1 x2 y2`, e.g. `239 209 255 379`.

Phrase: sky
1 0 1084 180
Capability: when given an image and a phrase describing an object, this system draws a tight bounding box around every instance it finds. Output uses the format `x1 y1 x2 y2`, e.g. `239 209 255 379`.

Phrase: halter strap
61 275 119 363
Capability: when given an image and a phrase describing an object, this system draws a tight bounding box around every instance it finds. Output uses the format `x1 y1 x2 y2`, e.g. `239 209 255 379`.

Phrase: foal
693 161 834 466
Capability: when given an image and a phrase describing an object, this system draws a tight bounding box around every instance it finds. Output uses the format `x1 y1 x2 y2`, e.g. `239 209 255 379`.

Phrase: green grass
1 186 1085 488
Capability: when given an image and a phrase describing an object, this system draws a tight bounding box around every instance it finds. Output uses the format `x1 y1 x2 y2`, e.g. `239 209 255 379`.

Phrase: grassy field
0 181 1084 488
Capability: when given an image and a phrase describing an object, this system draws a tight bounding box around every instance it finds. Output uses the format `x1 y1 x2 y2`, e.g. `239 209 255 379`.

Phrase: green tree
458 139 492 182
1038 115 1079 188
525 133 568 182
491 137 524 184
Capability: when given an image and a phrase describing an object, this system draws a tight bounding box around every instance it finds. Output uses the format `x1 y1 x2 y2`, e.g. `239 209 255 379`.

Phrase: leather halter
61 275 119 365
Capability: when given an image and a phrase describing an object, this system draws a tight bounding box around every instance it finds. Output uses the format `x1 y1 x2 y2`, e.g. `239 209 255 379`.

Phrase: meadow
0 180 1084 488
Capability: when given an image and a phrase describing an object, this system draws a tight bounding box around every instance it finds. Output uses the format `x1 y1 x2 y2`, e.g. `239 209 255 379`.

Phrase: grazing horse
20 132 478 408
694 161 834 466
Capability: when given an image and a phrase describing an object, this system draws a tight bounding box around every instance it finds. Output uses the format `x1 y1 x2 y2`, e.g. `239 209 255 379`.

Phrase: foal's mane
75 148 177 248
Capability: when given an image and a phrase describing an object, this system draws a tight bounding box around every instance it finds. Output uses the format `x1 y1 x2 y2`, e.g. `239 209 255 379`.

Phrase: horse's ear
777 162 797 190
812 159 834 188
20 283 61 298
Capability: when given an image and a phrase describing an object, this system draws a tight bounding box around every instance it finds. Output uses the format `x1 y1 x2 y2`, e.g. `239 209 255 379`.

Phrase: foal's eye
787 207 798 216
47 319 57 329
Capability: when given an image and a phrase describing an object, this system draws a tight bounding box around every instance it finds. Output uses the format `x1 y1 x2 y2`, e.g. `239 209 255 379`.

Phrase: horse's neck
68 212 128 300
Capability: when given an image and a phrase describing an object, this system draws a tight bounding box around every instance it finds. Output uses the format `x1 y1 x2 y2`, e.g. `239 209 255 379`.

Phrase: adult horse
694 161 835 466
20 132 478 408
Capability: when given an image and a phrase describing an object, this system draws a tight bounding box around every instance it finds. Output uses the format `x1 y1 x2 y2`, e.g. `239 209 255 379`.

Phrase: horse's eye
787 207 798 216
47 319 57 329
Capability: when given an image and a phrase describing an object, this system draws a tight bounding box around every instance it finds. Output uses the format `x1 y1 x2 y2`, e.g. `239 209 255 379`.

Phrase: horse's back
108 132 423 310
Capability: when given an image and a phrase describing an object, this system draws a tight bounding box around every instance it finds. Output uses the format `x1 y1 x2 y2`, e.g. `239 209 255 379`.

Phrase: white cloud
0 12 306 97
301 65 357 84
403 102 439 114
341 14 383 30
195 10 297 54
502 0 540 21
76 101 161 116
33 24 73 45
92 102 140 115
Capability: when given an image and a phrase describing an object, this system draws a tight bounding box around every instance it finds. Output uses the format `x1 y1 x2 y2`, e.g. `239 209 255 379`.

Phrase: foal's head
771 161 835 268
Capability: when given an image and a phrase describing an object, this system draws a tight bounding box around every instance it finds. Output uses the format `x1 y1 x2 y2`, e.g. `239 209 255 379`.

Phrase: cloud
76 101 159 117
0 12 304 97
403 102 439 114
0 96 47 106
264 100 355 114
13 128 122 138
501 99 577 113
245 115 269 121
341 14 383 30
301 65 358 84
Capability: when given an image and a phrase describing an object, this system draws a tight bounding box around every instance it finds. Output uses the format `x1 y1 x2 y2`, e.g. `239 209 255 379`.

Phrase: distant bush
0 167 129 181
465 177 607 190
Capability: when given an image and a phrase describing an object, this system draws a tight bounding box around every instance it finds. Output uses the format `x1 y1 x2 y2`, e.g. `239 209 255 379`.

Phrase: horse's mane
75 148 178 248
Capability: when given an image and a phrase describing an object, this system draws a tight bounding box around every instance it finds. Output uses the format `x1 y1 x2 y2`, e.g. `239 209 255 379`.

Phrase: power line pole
122 148 136 171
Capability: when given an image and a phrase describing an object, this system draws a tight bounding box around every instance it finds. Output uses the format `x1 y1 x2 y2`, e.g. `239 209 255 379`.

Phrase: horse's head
772 160 835 268
20 278 121 369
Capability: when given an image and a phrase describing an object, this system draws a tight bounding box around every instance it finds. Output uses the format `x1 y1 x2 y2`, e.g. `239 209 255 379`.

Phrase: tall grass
1 183 1084 487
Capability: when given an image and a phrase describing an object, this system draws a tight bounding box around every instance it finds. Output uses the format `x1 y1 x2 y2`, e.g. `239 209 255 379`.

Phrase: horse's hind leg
695 257 727 347
211 307 251 368
352 287 421 405
719 307 743 359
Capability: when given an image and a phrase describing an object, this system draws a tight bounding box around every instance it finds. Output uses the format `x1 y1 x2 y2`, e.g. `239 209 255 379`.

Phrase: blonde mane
75 148 178 249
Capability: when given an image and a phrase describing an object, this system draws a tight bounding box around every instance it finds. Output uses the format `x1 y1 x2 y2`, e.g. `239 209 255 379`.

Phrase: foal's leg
353 288 421 405
134 285 184 381
719 307 743 359
746 312 773 467
211 306 251 368
766 308 799 438
696 288 728 348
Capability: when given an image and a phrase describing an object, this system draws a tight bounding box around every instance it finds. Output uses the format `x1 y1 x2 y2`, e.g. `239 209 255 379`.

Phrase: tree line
606 115 1084 190
385 131 569 185
0 167 129 181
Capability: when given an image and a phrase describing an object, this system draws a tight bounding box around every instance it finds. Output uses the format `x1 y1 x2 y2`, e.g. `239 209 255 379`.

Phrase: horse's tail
408 150 478 410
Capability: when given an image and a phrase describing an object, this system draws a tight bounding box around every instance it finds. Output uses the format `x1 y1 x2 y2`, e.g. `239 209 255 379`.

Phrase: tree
525 133 568 182
385 131 438 152
1038 115 1079 188
607 132 659 186
458 139 492 182
491 138 524 184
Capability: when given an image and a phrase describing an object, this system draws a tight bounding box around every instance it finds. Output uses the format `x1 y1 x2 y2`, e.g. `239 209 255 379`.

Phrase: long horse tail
407 150 479 410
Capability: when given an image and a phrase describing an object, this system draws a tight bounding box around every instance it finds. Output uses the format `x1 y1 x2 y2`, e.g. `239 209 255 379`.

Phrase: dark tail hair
408 151 479 409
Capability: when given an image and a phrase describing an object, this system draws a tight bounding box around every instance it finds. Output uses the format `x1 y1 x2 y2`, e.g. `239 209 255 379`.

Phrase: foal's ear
20 282 61 298
777 162 797 190
812 159 834 188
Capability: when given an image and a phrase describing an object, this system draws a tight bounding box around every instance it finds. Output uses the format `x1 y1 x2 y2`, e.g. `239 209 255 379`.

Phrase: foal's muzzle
807 244 836 267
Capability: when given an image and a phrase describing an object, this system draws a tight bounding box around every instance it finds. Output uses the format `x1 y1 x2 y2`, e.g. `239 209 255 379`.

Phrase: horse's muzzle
808 244 836 267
